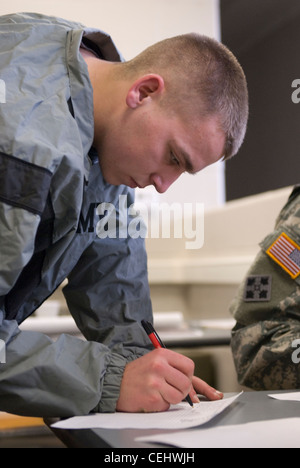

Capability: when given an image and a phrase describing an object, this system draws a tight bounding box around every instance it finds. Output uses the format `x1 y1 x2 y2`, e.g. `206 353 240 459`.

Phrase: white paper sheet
51 393 242 431
269 392 300 402
137 418 300 448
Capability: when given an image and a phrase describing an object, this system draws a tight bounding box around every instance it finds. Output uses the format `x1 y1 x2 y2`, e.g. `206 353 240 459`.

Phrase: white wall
0 0 222 208
147 185 294 287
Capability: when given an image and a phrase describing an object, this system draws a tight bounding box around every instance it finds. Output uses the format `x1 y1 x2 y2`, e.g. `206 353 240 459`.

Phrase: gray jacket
0 13 153 417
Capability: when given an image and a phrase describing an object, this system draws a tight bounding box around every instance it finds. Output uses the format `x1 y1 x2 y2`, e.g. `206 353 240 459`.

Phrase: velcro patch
266 232 300 279
244 275 272 302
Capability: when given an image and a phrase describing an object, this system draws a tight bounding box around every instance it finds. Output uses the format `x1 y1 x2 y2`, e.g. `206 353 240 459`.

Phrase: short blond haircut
121 33 248 160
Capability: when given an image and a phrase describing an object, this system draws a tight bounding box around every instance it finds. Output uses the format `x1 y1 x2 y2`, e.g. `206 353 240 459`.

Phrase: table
46 390 300 449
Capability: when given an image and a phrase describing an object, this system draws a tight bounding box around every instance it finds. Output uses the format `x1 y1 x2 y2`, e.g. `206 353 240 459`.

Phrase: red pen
142 320 165 349
141 320 193 407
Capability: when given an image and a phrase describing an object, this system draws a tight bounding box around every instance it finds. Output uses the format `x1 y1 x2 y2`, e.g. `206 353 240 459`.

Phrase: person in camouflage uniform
231 185 300 390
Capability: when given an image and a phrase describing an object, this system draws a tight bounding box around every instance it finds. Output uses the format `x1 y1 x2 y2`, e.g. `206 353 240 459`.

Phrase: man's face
97 101 225 193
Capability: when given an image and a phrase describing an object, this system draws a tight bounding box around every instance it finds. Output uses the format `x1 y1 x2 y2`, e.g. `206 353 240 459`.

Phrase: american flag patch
266 232 300 279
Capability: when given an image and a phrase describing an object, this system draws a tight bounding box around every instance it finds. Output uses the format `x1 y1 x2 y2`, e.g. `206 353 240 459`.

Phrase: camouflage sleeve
230 186 300 390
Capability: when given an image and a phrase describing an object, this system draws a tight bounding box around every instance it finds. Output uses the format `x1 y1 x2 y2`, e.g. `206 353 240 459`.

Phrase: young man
0 12 248 417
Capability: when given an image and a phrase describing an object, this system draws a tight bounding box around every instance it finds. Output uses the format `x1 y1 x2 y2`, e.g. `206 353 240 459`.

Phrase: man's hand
116 349 223 413
116 349 193 412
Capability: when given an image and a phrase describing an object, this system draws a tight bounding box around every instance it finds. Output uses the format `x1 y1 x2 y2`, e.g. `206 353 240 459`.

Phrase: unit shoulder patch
243 275 272 302
266 232 300 279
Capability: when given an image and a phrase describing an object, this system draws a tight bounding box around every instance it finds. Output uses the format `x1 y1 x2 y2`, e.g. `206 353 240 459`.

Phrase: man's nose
150 173 180 193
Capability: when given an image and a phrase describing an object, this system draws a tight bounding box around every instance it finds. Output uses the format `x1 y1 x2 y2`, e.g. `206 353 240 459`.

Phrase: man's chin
101 173 136 189
99 165 140 189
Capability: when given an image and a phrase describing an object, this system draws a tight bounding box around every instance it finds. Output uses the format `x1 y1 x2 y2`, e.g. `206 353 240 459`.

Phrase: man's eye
171 152 180 166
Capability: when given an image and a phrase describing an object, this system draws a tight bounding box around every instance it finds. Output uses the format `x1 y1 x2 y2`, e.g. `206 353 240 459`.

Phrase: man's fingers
162 348 195 379
192 376 224 401
147 349 195 404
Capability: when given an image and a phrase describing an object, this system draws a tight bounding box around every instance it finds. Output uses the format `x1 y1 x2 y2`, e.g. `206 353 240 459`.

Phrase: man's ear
126 74 165 108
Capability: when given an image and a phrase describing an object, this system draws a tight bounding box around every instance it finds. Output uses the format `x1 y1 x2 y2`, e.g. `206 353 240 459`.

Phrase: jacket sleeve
63 198 154 413
230 187 300 390
0 192 114 418
0 192 153 418
0 200 106 419
0 238 152 420
0 311 123 417
0 227 153 417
